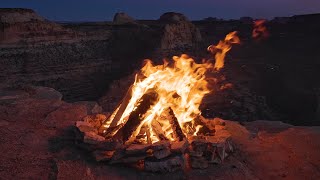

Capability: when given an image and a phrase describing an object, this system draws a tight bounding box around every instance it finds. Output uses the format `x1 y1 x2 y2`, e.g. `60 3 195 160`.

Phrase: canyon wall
0 8 319 124
0 9 115 101
0 10 202 101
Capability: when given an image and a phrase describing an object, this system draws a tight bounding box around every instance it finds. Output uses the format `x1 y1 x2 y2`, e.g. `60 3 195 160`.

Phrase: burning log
168 108 185 141
115 90 158 143
151 120 169 141
108 85 133 128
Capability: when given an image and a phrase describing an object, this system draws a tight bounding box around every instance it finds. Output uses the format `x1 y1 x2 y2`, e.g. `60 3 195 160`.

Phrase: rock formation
113 12 136 24
0 9 113 101
159 12 202 50
0 8 44 23
1 9 319 124
0 10 203 102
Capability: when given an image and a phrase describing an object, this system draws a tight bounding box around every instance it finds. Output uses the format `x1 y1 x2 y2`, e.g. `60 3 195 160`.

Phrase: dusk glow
2 0 320 21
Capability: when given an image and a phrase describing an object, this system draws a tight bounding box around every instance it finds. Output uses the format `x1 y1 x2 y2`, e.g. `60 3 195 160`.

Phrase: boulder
159 12 189 22
159 12 202 50
43 103 87 128
113 12 136 25
0 8 44 24
73 101 103 115
26 86 63 101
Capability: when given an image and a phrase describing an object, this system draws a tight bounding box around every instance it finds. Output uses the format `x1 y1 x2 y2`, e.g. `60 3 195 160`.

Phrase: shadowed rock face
0 8 44 24
159 12 202 50
0 9 116 101
0 9 202 102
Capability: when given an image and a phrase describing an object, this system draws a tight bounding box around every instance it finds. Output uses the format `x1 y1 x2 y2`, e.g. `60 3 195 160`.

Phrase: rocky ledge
0 86 319 179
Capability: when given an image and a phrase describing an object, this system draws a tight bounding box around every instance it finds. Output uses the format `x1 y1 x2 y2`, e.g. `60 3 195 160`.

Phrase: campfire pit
75 115 232 172
74 32 239 173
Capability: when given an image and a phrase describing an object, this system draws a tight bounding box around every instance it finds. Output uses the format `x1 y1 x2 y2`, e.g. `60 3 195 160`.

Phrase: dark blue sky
2 0 320 21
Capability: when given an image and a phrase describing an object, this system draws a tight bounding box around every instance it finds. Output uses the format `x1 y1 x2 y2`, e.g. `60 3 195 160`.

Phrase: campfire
75 32 240 172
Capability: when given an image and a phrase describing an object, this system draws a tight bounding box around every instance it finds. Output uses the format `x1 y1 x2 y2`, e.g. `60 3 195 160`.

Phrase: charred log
168 107 185 141
115 90 158 143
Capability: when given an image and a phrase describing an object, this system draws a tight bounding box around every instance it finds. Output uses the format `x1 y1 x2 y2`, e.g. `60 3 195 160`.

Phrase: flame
103 32 239 144
252 19 269 40
207 31 240 70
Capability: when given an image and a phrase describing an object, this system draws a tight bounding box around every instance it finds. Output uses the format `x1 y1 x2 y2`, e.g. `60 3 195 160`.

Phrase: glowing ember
101 32 239 145
207 31 240 70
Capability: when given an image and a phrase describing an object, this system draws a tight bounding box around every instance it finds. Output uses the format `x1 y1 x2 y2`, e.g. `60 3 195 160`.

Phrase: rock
0 8 113 103
83 132 105 145
92 104 103 114
0 8 44 23
96 139 123 151
215 125 226 131
112 154 148 164
159 12 202 50
144 155 185 173
191 139 207 154
216 145 227 162
92 150 115 162
43 103 87 129
0 89 29 103
126 144 151 155
76 121 97 133
153 148 171 159
113 12 136 25
190 156 208 169
73 101 103 115
110 149 126 162
159 12 189 22
213 118 226 126
151 140 170 151
25 86 63 101
171 139 189 153
82 114 106 129
189 150 203 157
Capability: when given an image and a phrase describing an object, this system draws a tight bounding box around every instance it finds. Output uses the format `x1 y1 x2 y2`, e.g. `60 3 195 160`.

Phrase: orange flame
116 54 212 143
252 19 269 40
207 31 240 70
103 32 240 144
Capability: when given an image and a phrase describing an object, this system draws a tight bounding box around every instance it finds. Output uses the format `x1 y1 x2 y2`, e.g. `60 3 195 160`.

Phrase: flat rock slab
93 150 115 162
126 144 151 155
171 139 189 153
144 155 185 173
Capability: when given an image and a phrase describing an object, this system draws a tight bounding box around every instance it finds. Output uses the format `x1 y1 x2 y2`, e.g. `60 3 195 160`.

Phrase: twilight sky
1 0 320 21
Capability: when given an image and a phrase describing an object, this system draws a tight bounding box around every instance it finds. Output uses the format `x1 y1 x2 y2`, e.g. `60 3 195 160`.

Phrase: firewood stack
75 113 233 173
